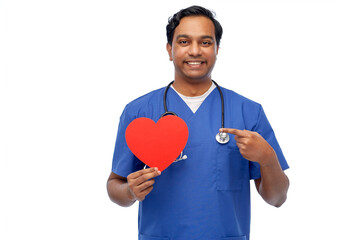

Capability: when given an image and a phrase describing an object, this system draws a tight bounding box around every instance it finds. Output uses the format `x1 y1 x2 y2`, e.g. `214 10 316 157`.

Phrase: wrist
126 183 137 202
259 148 278 167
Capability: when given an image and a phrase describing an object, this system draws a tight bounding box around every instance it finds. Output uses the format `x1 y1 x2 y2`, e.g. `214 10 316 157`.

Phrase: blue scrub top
112 86 289 240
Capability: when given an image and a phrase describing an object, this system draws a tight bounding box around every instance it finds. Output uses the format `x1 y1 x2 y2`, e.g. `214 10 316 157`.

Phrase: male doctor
107 5 289 240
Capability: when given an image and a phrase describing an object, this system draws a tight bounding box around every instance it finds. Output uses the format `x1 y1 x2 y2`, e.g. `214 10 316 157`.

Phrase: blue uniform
112 86 289 240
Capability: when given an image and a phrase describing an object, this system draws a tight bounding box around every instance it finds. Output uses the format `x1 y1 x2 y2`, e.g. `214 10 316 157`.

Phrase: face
167 16 219 84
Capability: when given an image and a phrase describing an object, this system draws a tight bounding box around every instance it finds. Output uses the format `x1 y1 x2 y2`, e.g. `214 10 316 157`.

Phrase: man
107 5 289 240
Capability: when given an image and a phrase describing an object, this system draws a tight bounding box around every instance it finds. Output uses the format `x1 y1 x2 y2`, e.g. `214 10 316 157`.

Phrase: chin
183 73 209 81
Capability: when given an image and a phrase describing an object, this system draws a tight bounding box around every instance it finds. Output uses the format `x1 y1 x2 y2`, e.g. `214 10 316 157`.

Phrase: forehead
174 16 215 39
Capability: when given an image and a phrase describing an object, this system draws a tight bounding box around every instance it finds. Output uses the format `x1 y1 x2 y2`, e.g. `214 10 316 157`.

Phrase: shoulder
123 87 165 118
220 86 264 130
127 87 164 108
221 86 262 110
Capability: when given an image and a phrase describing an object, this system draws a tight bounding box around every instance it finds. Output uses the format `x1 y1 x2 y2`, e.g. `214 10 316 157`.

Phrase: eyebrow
176 34 215 41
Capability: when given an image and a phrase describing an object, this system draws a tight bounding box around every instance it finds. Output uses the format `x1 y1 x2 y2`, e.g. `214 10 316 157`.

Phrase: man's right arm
107 168 161 207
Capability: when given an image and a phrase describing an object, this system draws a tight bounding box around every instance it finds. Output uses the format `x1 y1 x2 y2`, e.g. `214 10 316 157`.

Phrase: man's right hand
127 167 161 202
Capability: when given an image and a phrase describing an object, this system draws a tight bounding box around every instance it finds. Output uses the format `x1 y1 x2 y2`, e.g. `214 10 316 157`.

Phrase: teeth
187 62 202 65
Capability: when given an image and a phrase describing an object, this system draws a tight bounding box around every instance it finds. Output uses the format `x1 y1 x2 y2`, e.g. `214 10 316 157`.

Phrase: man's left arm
220 128 289 207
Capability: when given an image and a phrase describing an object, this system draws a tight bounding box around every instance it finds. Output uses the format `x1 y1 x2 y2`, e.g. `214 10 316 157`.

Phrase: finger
128 167 160 180
138 185 154 202
234 135 249 143
219 128 247 137
129 169 161 186
135 178 155 193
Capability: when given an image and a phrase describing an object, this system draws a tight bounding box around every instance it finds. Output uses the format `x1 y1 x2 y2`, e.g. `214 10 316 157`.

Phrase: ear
166 43 173 61
216 45 219 55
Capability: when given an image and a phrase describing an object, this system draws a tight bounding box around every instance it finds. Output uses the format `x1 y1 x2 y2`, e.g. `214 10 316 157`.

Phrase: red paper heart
125 115 189 172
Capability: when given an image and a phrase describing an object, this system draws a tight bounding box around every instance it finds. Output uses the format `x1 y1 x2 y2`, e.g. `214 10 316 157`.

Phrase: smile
185 61 205 66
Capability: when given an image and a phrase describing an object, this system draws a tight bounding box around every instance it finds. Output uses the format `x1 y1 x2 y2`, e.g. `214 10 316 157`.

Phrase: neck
172 78 213 97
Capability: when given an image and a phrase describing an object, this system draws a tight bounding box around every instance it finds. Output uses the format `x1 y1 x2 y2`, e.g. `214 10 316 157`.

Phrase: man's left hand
219 128 276 166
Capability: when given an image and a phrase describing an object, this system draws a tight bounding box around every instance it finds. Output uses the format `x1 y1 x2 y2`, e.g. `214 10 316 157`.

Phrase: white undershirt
171 82 216 113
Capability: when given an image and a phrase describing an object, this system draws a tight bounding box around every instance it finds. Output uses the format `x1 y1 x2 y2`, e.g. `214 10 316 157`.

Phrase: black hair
166 5 223 46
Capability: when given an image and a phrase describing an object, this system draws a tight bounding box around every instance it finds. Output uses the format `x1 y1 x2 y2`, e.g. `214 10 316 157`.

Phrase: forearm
219 128 289 207
258 152 289 207
107 178 136 207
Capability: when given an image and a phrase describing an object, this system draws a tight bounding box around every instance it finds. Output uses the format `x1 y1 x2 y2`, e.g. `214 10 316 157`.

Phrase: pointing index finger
220 128 247 137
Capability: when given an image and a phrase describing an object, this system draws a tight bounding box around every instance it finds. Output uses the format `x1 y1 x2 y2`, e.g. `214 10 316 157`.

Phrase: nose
188 42 202 57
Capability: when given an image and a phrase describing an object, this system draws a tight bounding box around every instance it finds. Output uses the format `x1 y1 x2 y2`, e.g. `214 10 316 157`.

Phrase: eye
202 41 212 46
179 40 189 45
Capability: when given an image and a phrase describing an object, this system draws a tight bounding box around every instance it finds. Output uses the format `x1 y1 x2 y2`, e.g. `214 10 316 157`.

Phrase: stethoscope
162 80 229 162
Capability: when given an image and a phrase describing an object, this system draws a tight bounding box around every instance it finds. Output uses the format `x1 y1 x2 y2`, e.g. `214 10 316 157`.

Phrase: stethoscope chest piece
216 132 230 144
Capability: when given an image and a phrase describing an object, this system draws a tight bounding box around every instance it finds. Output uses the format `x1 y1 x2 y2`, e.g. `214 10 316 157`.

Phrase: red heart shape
125 115 189 172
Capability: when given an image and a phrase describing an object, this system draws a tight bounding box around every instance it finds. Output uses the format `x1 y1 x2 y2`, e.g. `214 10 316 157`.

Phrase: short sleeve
249 105 289 180
112 105 145 178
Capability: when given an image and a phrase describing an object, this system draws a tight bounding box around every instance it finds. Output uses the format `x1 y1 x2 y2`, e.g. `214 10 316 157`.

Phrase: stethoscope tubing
162 80 229 146
212 80 225 129
162 80 224 124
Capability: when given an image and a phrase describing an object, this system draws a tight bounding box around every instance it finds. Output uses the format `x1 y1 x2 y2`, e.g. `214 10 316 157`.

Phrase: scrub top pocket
216 146 249 191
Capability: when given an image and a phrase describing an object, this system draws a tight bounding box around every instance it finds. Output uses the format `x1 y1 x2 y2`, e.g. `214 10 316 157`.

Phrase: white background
1 0 359 239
